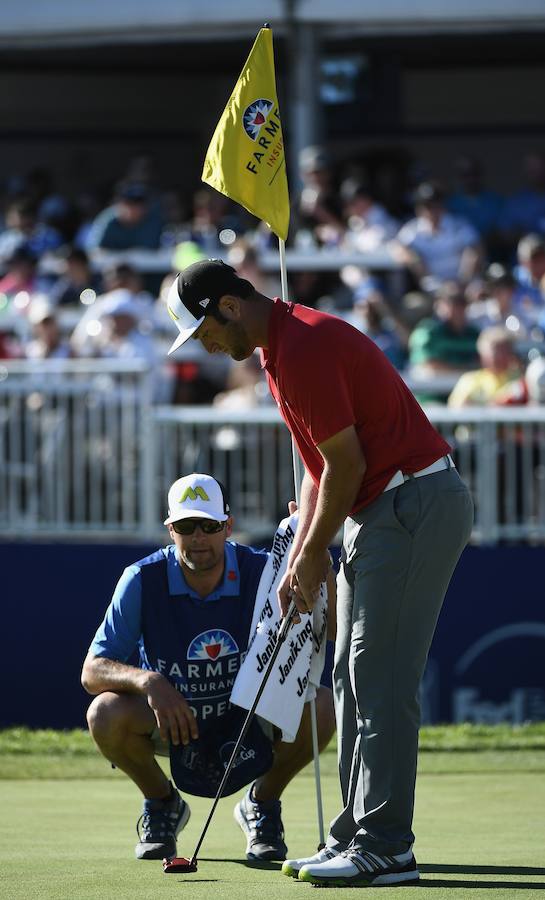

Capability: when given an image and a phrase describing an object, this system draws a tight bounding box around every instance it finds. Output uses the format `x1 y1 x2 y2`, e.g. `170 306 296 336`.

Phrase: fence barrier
1 359 545 543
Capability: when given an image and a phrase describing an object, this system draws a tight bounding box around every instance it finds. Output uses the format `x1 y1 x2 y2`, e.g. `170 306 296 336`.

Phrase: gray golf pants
327 467 474 855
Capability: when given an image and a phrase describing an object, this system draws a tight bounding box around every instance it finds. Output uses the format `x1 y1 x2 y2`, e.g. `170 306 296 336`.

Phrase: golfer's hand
290 546 331 615
145 672 198 746
277 500 299 619
277 568 295 618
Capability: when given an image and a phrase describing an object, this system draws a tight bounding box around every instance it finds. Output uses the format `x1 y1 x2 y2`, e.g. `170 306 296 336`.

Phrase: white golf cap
164 473 230 525
166 276 206 356
166 258 253 355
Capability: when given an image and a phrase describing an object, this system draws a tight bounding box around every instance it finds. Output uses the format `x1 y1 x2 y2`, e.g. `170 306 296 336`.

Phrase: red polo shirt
261 298 450 513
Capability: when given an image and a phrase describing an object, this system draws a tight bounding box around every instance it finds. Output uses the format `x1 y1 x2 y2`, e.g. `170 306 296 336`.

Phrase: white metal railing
0 359 154 537
2 359 545 542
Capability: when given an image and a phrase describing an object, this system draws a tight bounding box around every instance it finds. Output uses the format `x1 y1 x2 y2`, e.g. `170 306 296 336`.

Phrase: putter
163 598 298 875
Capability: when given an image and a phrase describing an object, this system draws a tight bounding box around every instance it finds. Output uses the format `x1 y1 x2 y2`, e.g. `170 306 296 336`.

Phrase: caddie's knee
86 692 129 745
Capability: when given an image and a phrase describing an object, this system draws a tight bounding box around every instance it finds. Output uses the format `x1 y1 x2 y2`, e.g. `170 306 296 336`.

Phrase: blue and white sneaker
298 846 419 887
234 783 287 861
135 783 191 860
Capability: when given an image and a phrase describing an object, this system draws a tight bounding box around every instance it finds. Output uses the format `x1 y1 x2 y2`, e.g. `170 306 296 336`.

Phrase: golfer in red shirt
166 259 474 887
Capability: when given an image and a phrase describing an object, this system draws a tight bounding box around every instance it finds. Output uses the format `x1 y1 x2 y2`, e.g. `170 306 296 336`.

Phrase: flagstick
278 235 326 850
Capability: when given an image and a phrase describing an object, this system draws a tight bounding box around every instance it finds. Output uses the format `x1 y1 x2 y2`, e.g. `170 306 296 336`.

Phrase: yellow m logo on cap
180 486 210 503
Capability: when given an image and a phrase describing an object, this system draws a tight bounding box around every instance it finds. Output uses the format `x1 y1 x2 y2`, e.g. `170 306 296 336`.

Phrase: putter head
162 856 198 874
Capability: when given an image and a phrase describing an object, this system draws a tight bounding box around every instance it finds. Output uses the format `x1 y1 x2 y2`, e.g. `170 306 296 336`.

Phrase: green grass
1 727 545 899
2 724 545 779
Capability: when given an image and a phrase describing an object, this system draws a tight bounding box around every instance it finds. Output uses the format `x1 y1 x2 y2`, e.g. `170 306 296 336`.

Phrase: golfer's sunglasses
171 518 225 535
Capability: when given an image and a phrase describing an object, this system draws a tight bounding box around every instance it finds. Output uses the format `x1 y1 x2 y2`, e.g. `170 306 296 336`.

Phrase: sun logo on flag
243 99 274 141
187 630 239 661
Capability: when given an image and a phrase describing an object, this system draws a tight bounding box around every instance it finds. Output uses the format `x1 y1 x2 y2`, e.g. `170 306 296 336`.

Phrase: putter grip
279 598 298 640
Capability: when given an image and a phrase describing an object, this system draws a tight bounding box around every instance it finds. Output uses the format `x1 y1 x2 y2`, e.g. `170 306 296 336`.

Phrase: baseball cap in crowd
413 181 446 207
166 258 252 355
164 473 230 525
298 145 331 174
101 290 140 320
28 295 56 326
116 181 149 203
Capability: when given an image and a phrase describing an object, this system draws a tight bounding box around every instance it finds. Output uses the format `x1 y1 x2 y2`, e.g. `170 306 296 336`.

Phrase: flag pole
278 236 326 850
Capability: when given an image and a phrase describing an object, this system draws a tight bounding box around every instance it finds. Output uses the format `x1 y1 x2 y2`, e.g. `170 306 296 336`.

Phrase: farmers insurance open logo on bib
187 630 239 660
186 630 241 721
243 99 274 140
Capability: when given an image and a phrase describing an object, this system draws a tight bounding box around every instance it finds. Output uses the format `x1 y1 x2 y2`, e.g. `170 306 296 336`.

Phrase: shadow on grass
419 880 545 890
420 864 545 876
201 858 282 871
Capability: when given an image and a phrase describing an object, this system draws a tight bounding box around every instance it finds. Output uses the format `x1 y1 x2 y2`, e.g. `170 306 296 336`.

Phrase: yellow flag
202 26 290 241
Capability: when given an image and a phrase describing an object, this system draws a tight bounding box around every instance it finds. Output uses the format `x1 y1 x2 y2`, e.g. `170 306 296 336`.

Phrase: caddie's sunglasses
171 518 225 536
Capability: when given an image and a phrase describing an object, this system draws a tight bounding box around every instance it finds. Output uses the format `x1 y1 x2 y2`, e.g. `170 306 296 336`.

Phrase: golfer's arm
303 425 366 556
325 567 337 640
81 653 159 696
288 468 318 563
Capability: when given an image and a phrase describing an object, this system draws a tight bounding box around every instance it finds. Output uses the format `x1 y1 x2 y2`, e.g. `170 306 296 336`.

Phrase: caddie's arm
81 653 198 746
289 425 366 615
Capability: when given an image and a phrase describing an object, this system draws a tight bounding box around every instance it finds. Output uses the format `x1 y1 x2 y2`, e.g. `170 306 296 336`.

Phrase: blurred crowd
1 147 545 408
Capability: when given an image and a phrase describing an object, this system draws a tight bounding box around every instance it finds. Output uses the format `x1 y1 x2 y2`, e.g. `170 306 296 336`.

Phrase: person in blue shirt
81 473 335 863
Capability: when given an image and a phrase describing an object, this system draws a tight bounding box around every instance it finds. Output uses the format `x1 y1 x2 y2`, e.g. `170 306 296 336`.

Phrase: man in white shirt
393 181 483 291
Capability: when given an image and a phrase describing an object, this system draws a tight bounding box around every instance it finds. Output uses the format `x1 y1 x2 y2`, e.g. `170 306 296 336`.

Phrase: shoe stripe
349 853 375 873
365 851 391 869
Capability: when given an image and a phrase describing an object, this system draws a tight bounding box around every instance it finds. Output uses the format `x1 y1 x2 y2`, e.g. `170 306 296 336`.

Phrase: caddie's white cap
164 473 230 525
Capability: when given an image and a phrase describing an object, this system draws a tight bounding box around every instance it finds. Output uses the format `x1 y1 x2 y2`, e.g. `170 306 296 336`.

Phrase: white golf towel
231 512 328 742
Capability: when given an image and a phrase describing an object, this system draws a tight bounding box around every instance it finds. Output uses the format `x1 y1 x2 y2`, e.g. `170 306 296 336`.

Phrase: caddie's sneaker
234 783 287 861
282 846 340 878
298 846 419 887
135 783 191 860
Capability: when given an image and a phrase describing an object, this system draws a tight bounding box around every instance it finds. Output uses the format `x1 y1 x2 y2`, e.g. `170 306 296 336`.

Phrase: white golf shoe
298 846 420 887
281 846 340 878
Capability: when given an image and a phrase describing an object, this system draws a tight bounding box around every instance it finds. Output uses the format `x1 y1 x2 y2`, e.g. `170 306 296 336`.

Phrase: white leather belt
383 454 455 492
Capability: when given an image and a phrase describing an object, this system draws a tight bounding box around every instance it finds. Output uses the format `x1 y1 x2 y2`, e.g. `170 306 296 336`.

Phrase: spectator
447 326 521 407
25 296 72 360
447 156 503 247
0 321 22 359
465 265 519 332
0 246 49 303
393 181 483 292
512 234 545 328
344 294 407 371
0 197 63 264
408 282 480 401
101 262 154 304
292 145 344 248
341 178 399 253
340 266 408 369
499 150 545 244
97 294 158 368
525 354 545 404
86 181 163 251
71 288 157 365
213 352 270 410
227 239 281 298
49 247 104 308
69 260 154 354
72 190 103 250
180 187 243 254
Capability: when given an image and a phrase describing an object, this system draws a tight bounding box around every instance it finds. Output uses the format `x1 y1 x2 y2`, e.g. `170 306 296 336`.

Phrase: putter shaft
189 599 298 863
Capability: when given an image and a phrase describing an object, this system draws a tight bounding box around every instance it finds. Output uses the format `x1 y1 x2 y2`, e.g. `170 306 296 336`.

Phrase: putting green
1 747 544 899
